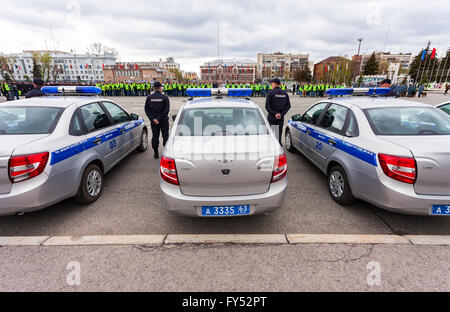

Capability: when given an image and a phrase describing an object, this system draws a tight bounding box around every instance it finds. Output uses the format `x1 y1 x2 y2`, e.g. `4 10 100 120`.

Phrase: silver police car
285 88 450 215
437 101 450 115
159 88 287 217
0 86 148 215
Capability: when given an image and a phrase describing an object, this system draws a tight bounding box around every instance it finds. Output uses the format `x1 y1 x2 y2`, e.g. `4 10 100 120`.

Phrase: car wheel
74 163 103 204
328 165 355 205
285 130 296 153
137 129 148 152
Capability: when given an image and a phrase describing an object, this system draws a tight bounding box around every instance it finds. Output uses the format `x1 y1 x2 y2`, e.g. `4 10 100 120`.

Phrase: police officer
25 78 45 98
145 81 170 159
265 78 291 145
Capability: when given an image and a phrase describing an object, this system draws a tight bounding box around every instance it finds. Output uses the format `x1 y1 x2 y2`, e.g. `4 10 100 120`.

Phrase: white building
0 50 116 82
146 57 180 71
257 52 310 80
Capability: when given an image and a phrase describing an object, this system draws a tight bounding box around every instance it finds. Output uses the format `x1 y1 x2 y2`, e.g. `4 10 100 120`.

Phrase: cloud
1 0 449 73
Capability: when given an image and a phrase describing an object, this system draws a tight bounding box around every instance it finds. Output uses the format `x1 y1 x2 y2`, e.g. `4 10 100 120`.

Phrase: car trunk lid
0 135 49 194
382 136 450 195
173 135 276 196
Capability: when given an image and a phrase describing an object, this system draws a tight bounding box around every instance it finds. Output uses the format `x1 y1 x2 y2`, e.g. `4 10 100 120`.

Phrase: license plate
431 205 450 215
201 205 250 216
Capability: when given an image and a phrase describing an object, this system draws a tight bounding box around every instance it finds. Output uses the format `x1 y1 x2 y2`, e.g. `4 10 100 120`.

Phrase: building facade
355 52 412 76
200 59 257 84
313 56 352 83
103 62 175 82
0 50 116 82
257 52 309 81
146 57 180 71
182 71 198 81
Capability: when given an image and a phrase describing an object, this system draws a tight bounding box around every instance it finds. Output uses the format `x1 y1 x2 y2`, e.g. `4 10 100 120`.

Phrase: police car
437 101 450 115
0 86 148 215
160 88 287 217
285 87 450 215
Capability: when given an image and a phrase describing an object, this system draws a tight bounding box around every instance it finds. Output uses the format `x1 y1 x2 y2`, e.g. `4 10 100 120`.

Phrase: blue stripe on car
50 119 144 165
289 121 377 167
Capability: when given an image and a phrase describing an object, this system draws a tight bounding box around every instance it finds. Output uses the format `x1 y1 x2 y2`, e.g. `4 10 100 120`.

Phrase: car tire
137 129 148 153
328 165 355 205
285 129 296 153
74 163 103 204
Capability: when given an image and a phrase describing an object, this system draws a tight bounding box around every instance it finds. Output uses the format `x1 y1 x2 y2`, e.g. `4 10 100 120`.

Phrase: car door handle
328 139 337 146
93 138 102 144
120 129 125 134
306 129 311 135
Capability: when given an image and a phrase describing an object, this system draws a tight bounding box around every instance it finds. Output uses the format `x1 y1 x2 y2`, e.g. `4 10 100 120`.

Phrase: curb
1 234 450 246
165 234 287 244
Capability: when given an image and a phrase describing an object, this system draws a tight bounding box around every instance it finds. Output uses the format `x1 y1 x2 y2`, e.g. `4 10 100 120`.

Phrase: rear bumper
160 177 287 217
361 175 450 216
0 172 74 216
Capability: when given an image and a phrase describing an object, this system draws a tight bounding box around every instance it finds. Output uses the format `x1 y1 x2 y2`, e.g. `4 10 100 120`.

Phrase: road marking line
0 236 50 246
1 234 450 246
405 235 450 245
42 235 165 246
286 234 410 244
165 234 288 244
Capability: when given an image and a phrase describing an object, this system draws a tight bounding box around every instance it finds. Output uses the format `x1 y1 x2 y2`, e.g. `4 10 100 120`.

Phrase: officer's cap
379 78 392 85
153 81 162 88
269 78 281 85
33 78 44 86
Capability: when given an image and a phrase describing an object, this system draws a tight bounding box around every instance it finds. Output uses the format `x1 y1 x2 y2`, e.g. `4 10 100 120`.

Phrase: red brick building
200 59 256 84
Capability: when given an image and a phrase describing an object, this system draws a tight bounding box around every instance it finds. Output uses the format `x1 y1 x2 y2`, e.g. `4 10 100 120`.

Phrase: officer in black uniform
144 81 170 159
265 78 291 145
25 78 45 98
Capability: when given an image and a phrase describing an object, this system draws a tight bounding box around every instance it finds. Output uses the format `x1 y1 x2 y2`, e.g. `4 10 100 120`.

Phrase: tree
169 68 183 82
0 55 16 82
40 52 52 82
363 52 379 75
356 75 364 87
87 43 119 57
87 42 103 55
31 52 43 80
294 67 312 83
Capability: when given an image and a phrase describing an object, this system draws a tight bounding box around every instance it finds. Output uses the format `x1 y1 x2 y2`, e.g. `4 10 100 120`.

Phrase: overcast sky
1 0 449 73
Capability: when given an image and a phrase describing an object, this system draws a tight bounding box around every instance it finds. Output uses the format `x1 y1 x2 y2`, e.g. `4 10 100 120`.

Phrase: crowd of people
1 79 449 101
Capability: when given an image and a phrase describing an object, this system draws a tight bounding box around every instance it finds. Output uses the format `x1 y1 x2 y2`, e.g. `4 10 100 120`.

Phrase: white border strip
42 235 165 246
0 234 450 246
287 234 409 244
165 234 287 244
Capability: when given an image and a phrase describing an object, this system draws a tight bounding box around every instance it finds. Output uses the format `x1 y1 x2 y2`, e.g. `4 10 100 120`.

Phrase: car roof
184 97 257 109
0 96 103 108
328 96 432 109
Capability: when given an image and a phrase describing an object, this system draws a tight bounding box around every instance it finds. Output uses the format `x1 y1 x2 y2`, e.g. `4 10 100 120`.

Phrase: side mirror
171 114 177 122
291 114 302 122
130 113 139 120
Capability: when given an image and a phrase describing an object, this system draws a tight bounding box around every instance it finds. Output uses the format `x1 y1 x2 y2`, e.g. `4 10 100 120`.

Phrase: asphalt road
1 243 449 291
1 94 450 236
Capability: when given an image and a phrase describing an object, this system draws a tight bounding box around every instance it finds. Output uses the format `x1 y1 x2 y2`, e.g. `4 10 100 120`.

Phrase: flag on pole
421 49 426 61
431 48 436 59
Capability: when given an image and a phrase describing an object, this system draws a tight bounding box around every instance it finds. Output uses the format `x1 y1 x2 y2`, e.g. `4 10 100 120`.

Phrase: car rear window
365 107 450 135
0 106 63 135
176 107 268 136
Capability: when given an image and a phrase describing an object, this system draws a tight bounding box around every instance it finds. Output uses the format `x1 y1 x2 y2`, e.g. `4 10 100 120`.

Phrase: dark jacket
265 87 291 123
25 88 44 99
144 91 170 123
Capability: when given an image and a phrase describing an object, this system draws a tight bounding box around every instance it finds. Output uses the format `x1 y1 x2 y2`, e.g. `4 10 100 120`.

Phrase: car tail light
9 152 49 183
160 156 179 185
378 154 416 184
271 153 287 183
